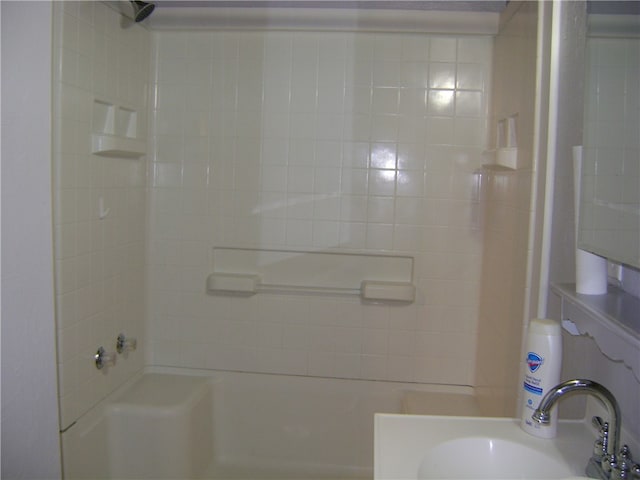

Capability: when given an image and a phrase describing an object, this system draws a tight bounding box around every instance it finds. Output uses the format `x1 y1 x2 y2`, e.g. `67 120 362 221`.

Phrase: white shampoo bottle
520 318 563 438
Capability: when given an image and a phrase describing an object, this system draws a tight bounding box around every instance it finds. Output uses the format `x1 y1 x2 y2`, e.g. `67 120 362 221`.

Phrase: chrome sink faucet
532 379 639 480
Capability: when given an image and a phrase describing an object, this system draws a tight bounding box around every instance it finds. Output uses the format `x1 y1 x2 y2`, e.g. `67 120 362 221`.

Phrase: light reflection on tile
429 63 456 89
428 89 455 116
369 169 397 196
370 143 397 169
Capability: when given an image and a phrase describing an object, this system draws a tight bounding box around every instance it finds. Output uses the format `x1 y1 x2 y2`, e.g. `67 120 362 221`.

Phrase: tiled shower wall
52 2 149 429
475 1 539 416
147 30 493 385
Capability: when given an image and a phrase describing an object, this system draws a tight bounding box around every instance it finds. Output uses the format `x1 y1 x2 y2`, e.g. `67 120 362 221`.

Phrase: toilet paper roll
575 248 607 295
573 146 607 295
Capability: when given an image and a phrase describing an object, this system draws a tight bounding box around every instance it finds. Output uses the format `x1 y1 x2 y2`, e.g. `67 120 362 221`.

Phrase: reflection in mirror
579 4 640 269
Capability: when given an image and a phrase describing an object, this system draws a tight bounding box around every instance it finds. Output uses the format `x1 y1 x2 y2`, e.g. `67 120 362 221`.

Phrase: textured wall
1 2 61 478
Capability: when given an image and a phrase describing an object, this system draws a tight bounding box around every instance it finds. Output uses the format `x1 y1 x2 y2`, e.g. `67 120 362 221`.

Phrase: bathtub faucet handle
95 347 116 370
116 333 137 354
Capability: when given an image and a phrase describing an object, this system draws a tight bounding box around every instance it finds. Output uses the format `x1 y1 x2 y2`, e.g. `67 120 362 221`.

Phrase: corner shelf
551 283 640 380
91 99 146 159
482 147 521 170
92 134 146 158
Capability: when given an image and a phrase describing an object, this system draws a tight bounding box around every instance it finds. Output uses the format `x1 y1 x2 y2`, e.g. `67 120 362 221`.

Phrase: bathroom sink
374 414 596 480
417 437 575 479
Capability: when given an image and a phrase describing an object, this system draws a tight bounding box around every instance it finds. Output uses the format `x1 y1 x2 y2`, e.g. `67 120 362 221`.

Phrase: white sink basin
374 414 596 480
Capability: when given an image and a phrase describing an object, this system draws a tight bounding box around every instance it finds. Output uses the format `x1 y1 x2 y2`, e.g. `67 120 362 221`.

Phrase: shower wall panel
52 2 150 429
475 1 540 416
147 30 492 385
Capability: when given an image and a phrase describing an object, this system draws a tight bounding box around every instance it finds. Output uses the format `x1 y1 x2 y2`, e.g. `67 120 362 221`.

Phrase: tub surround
62 368 483 480
51 1 150 430
147 26 490 388
106 374 213 479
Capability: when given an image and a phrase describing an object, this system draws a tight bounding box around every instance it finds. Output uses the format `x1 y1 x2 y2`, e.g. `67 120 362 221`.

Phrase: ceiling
153 1 508 12
145 0 505 32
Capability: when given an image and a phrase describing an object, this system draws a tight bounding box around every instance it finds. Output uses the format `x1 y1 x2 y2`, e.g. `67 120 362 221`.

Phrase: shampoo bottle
520 318 562 438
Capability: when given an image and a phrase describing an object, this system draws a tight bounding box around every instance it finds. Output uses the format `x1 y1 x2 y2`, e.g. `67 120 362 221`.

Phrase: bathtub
62 367 480 479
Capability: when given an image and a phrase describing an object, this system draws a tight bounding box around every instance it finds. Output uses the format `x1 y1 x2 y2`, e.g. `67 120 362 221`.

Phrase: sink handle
592 416 605 430
616 445 640 480
591 416 609 464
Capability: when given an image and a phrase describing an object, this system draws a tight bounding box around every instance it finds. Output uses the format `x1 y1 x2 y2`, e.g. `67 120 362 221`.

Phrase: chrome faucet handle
614 445 640 480
116 333 137 354
591 416 609 464
94 347 116 370
592 416 605 429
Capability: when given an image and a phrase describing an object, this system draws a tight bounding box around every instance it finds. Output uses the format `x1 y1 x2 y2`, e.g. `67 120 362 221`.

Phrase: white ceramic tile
401 62 430 88
399 88 427 116
313 196 340 220
347 55 374 87
340 195 368 222
429 63 456 91
371 115 400 142
286 193 314 219
365 223 394 250
286 219 313 245
289 113 316 139
290 82 318 113
141 29 492 386
367 196 395 224
426 116 455 145
360 354 388 380
456 63 486 90
316 115 344 141
372 88 400 114
313 167 341 194
373 61 401 88
457 37 492 64
374 35 403 60
288 139 315 166
455 91 484 117
430 37 457 62
454 117 486 146
369 169 396 196
402 35 430 62
288 166 314 193
340 169 369 195
345 86 372 114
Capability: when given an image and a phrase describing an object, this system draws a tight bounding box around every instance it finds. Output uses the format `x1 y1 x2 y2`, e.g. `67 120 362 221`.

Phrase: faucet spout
532 379 621 476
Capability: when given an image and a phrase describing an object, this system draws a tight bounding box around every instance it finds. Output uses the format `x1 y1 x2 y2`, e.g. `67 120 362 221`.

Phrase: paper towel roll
576 249 607 294
573 146 607 295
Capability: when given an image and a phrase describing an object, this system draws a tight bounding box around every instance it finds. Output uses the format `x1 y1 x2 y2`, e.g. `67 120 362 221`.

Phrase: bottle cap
529 318 561 336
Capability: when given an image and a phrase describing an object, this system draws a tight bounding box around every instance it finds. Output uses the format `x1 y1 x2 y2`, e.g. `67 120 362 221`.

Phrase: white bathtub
62 368 480 479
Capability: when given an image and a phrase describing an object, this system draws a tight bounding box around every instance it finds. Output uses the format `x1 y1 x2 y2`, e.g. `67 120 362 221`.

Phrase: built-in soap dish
482 147 520 170
91 99 146 158
483 114 523 170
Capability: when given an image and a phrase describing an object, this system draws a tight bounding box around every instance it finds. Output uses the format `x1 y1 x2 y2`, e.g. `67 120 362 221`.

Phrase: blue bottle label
526 352 544 373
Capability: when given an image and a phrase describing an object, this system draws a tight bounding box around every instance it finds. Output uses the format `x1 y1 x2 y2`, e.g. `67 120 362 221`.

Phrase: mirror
578 3 640 269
